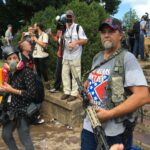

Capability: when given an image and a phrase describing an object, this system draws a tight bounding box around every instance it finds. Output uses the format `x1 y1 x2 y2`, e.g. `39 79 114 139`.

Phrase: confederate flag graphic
87 71 109 107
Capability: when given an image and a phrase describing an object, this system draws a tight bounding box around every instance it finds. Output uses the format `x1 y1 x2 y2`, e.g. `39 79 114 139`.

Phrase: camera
56 14 67 31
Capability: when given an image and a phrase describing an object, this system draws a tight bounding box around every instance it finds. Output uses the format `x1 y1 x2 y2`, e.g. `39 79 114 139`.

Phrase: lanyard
66 24 75 42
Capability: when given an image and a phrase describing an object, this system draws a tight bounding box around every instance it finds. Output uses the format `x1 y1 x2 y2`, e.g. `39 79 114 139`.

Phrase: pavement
0 118 81 150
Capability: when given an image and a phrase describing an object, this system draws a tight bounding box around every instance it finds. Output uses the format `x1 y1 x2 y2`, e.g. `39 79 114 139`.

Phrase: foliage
17 0 70 9
0 0 120 35
14 1 107 79
80 0 121 15
0 0 71 35
122 9 139 31
104 0 121 15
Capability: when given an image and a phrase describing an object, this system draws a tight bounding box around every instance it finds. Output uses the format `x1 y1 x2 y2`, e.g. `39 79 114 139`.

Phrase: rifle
69 61 109 150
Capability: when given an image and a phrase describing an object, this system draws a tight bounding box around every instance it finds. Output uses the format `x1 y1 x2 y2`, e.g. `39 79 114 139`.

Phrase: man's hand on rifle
95 107 113 122
109 144 124 150
83 80 89 90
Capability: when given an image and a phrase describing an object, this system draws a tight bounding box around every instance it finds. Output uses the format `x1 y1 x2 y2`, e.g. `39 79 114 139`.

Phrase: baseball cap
66 10 74 16
99 17 122 31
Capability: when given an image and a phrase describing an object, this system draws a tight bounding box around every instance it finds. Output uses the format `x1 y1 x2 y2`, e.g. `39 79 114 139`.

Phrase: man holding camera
61 10 88 102
32 23 50 88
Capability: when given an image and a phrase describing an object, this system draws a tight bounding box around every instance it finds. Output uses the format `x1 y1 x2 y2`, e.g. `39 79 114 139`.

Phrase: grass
0 60 4 68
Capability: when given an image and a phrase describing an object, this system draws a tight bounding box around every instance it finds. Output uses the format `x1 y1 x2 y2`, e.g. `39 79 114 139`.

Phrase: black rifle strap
84 49 123 76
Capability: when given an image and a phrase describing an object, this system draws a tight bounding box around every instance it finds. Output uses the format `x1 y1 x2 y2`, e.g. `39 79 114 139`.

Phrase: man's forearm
76 39 88 46
110 87 150 119
35 39 47 48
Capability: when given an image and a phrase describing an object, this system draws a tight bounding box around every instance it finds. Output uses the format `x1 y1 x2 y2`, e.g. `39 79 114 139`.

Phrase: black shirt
5 67 37 117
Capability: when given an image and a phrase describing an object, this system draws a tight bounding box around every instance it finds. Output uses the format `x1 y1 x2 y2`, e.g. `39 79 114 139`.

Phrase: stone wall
42 91 84 127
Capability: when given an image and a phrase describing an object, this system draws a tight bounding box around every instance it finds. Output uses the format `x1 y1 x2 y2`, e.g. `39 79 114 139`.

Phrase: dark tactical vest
105 49 138 123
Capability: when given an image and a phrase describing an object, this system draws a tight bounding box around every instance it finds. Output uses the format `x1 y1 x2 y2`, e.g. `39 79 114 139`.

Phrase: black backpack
21 68 45 104
33 74 45 104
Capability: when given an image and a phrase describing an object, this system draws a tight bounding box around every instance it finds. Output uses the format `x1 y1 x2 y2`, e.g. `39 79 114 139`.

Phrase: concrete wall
42 91 84 127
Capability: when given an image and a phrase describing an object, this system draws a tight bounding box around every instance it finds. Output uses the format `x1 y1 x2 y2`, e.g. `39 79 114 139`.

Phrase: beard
103 41 113 50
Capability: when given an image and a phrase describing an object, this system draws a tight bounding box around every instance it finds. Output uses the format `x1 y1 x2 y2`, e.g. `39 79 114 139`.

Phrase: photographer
0 46 36 150
49 14 66 93
32 23 50 89
61 10 88 101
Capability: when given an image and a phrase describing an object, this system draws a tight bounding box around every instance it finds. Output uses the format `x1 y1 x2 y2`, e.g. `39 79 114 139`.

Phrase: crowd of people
127 13 150 61
0 9 150 150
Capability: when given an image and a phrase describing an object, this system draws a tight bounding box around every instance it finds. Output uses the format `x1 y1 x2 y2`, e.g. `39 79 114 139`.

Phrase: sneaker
67 96 77 102
61 94 70 100
49 88 59 93
32 118 45 125
37 118 45 124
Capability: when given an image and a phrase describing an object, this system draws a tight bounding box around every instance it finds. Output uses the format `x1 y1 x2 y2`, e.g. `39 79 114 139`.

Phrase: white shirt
63 23 87 60
35 32 48 52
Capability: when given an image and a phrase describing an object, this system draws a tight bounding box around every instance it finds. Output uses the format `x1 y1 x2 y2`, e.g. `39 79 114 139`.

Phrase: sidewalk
0 119 81 150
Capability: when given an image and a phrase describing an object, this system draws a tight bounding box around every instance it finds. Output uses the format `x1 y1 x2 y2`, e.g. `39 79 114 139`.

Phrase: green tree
0 0 71 34
0 0 121 35
122 9 139 31
81 0 121 15
14 1 107 79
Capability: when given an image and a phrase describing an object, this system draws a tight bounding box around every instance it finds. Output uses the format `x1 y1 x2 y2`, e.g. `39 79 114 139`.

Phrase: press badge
7 95 12 103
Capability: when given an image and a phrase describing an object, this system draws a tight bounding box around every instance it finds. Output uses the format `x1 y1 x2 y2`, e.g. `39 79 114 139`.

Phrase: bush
13 1 108 80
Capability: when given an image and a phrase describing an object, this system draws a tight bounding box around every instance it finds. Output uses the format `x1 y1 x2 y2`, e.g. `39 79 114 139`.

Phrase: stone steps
143 69 150 85
133 104 150 149
133 129 150 150
118 61 149 149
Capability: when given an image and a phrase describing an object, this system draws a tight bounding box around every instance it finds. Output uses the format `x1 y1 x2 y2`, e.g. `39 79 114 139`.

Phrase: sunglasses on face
66 15 73 19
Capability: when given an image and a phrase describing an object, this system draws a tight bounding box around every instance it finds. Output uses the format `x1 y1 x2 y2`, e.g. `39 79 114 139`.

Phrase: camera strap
66 24 75 42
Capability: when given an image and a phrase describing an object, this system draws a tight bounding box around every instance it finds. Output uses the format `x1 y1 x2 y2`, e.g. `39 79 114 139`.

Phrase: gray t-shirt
83 51 147 136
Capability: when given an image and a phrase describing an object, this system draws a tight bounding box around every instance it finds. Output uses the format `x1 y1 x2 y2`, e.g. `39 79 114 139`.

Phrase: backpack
76 24 80 39
21 68 45 104
33 74 45 104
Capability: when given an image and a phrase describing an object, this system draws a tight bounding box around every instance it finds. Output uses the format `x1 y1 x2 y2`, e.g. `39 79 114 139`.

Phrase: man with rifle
79 17 150 150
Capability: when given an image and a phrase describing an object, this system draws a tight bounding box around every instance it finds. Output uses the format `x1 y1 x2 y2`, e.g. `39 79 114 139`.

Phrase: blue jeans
133 37 139 58
2 118 34 150
81 129 132 150
139 33 145 59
